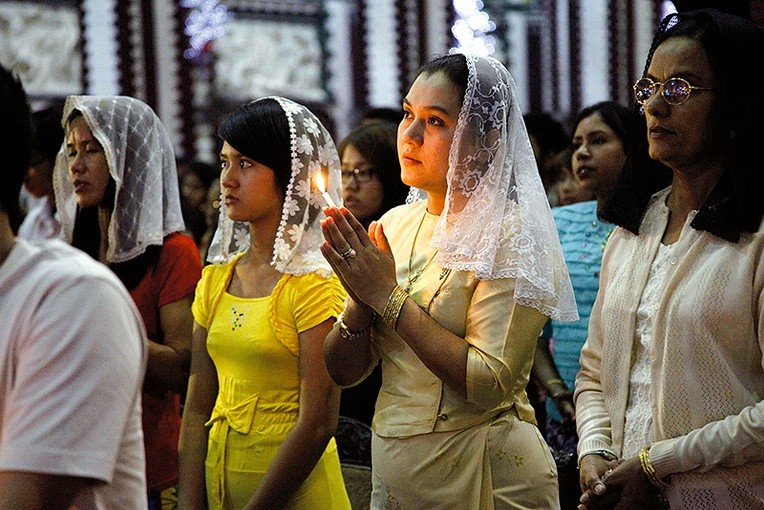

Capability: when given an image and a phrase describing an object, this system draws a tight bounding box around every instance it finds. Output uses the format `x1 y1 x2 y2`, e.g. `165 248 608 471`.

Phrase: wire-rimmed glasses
633 76 713 106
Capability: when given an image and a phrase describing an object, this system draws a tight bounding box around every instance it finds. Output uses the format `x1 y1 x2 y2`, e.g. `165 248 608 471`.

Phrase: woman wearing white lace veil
321 54 577 508
178 97 350 509
53 95 202 506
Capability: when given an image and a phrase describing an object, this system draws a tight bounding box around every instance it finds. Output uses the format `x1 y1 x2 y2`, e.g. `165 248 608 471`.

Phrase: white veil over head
431 55 577 321
207 96 342 278
53 95 184 263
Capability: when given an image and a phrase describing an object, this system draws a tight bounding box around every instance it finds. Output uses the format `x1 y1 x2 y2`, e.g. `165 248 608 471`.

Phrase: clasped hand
578 456 662 510
319 207 397 312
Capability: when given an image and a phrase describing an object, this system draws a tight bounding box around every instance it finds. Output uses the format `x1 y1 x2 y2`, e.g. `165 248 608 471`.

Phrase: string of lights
450 0 496 56
180 0 230 60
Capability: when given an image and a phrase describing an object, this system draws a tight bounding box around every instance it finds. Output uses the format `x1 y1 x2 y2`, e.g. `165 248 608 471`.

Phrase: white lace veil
430 55 577 321
206 96 342 278
53 96 184 263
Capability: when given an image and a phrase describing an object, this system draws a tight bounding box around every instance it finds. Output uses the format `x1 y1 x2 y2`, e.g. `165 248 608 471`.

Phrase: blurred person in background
533 101 643 509
336 120 409 425
17 106 65 241
524 112 569 206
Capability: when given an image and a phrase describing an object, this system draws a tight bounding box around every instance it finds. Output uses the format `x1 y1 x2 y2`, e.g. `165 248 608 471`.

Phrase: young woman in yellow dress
321 54 578 508
178 97 351 509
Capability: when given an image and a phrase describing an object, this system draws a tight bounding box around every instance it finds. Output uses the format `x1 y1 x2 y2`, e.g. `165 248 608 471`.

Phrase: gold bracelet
546 378 565 388
381 285 408 330
639 446 669 489
337 312 374 341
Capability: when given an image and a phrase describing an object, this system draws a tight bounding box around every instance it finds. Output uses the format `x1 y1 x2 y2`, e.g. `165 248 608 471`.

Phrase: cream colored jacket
575 188 764 480
364 201 545 437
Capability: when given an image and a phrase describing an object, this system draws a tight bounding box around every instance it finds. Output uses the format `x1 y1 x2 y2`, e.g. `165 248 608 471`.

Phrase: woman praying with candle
320 54 578 508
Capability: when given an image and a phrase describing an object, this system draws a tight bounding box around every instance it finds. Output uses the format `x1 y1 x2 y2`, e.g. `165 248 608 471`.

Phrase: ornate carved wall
0 1 83 99
3 0 760 160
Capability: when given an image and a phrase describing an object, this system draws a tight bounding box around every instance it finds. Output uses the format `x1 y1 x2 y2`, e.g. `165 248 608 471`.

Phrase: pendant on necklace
403 268 424 293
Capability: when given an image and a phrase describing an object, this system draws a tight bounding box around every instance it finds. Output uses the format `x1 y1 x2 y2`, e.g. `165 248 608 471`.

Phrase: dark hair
523 112 568 155
32 107 65 168
338 121 408 223
603 9 764 241
573 102 646 206
218 98 291 196
182 160 216 192
672 0 750 18
573 102 641 155
361 107 402 125
0 65 33 231
416 54 469 105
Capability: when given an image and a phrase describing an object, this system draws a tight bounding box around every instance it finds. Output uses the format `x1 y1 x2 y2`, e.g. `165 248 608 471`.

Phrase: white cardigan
575 188 764 492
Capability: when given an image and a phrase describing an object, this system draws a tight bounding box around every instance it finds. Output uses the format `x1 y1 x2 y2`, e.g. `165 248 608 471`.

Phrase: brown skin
67 117 193 394
178 144 342 509
578 36 729 510
571 113 627 211
0 472 92 510
341 144 385 226
320 71 472 397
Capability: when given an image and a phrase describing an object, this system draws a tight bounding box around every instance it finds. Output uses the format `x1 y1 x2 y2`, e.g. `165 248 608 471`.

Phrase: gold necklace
404 211 438 293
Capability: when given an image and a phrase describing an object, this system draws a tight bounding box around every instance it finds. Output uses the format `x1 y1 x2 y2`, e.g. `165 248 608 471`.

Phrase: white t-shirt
0 239 147 509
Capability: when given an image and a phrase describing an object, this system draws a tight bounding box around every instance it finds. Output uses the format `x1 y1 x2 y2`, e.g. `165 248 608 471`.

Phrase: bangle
337 312 373 341
639 446 669 489
546 378 565 389
381 285 408 330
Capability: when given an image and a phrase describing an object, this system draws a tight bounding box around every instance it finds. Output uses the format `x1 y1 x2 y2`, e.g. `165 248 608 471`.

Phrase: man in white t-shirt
0 65 147 509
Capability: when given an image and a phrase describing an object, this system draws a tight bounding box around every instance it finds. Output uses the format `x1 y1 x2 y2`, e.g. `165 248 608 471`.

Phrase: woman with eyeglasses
338 120 409 229
575 9 764 510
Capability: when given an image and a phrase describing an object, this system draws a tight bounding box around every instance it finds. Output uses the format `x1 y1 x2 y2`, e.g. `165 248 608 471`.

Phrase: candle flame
315 173 326 193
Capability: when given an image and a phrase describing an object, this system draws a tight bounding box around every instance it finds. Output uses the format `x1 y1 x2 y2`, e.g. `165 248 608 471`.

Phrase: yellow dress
192 255 351 510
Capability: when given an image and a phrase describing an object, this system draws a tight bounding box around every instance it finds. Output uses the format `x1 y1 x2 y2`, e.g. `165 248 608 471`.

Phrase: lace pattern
206 97 342 278
53 96 184 263
622 242 675 459
429 55 577 321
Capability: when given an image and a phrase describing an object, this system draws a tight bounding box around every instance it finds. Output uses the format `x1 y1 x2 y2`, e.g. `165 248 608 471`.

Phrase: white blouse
622 242 675 459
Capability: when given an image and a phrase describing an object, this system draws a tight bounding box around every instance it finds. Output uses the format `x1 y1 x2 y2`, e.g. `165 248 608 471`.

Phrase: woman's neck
426 193 445 215
595 191 611 214
97 205 111 263
668 164 724 218
245 217 280 265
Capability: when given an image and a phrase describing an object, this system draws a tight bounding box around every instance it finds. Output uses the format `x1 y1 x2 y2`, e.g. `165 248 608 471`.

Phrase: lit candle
315 173 337 209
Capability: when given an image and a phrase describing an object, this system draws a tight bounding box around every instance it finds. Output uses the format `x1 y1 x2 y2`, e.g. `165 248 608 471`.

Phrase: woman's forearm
145 339 190 392
384 296 470 397
177 412 211 509
323 300 376 386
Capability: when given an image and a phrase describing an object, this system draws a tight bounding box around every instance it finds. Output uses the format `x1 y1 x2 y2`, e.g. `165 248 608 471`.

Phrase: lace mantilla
207 97 342 278
53 96 184 263
427 55 577 321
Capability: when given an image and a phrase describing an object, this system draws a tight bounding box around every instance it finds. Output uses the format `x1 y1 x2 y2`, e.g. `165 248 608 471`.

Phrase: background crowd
1 4 762 510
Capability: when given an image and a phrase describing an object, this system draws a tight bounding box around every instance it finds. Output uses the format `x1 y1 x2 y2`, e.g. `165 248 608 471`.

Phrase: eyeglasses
633 77 713 106
341 167 375 184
